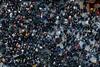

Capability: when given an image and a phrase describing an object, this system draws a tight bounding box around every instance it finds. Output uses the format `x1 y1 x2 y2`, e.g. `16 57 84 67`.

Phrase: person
0 0 100 67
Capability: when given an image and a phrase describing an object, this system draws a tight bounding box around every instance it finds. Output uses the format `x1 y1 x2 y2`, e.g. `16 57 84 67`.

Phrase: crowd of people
0 0 100 67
